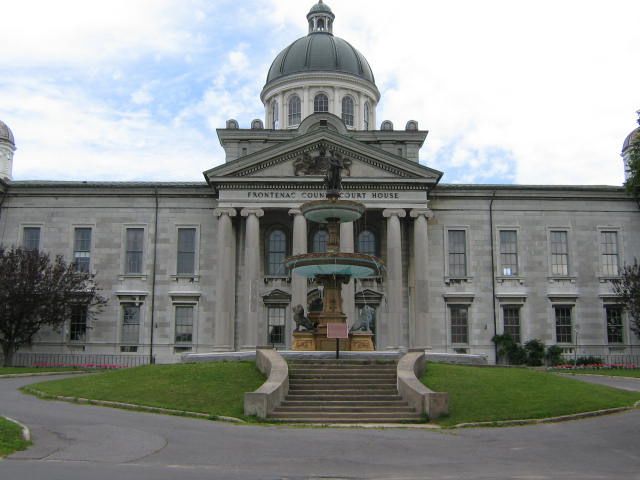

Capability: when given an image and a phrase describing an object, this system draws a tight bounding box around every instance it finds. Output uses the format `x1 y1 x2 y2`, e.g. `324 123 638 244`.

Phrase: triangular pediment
204 128 442 191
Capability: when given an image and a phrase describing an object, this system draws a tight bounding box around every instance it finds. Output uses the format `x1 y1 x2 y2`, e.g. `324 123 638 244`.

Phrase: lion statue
292 304 317 332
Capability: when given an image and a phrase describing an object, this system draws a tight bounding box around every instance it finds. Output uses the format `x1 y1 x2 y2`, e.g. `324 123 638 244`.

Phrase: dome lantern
307 0 335 34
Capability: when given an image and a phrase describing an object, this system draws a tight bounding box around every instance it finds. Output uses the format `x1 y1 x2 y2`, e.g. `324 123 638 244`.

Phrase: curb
451 404 639 429
0 371 91 379
2 415 31 442
21 386 246 424
558 373 640 382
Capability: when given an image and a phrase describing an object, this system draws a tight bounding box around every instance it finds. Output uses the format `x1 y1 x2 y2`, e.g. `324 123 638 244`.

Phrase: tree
624 133 640 207
611 260 640 339
0 246 107 366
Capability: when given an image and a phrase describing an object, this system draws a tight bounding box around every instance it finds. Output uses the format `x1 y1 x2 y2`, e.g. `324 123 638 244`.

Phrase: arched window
271 100 279 129
364 102 370 130
288 95 301 126
267 229 287 276
357 230 376 256
314 94 329 113
342 96 354 127
312 229 328 253
317 19 325 30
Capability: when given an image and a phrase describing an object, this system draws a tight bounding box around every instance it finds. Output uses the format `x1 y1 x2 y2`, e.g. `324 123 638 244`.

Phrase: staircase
268 359 423 424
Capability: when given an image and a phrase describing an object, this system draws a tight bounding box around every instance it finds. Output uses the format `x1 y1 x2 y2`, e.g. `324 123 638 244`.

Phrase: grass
0 417 30 457
422 364 640 427
27 362 265 420
558 369 640 378
0 367 87 375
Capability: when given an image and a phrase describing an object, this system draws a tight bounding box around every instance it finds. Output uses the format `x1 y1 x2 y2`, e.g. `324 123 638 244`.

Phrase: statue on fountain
325 151 345 197
292 304 317 332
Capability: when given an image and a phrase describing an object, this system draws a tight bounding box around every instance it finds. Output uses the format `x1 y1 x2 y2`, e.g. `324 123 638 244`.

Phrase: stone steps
267 359 422 424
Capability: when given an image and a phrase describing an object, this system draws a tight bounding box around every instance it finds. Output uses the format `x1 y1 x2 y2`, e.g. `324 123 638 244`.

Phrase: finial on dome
308 1 335 34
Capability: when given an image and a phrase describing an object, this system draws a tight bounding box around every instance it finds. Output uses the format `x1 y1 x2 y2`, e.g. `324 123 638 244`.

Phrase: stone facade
0 1 638 364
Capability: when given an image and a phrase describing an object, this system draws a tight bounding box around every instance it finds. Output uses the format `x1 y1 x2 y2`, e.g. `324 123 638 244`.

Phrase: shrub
524 339 546 366
545 345 564 366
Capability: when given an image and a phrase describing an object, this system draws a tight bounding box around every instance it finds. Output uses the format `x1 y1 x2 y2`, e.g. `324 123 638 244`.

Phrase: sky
0 0 639 185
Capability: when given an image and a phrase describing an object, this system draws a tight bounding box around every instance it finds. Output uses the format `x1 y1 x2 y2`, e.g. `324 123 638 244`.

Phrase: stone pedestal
350 332 375 351
292 331 316 351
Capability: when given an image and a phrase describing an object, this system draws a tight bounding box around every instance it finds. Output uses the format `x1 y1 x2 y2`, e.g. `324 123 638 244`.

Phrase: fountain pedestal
286 189 382 352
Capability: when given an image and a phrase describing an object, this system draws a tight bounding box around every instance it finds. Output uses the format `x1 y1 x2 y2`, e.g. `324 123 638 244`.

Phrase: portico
206 116 441 350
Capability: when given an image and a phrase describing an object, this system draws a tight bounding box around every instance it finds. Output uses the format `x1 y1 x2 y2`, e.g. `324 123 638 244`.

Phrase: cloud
0 0 639 186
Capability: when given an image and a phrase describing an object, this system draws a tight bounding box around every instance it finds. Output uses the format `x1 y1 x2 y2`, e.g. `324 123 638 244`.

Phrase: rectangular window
121 304 140 345
125 228 144 274
606 306 624 344
499 230 518 276
448 230 467 277
601 231 619 276
555 306 573 343
23 227 41 251
503 306 521 343
267 306 286 346
550 231 569 276
174 305 194 344
450 305 469 344
69 305 87 342
73 228 92 273
177 228 196 275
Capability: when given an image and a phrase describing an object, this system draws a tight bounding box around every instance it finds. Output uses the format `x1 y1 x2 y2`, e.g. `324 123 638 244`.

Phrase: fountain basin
301 199 365 224
286 252 384 278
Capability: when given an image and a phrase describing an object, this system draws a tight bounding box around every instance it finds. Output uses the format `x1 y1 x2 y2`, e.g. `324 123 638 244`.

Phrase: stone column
240 208 264 349
383 209 406 349
213 208 237 350
340 222 356 327
289 208 308 323
410 209 434 349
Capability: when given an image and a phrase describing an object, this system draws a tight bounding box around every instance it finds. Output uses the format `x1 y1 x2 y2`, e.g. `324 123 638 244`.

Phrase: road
1 374 639 480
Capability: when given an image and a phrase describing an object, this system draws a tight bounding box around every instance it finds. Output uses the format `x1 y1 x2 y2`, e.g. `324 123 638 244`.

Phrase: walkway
1 375 639 480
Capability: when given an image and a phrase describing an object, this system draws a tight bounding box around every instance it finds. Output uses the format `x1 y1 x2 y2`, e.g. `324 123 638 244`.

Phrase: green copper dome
0 119 15 147
265 1 375 87
266 35 376 86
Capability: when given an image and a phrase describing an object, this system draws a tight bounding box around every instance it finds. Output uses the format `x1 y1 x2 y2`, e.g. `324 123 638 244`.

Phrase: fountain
285 150 383 351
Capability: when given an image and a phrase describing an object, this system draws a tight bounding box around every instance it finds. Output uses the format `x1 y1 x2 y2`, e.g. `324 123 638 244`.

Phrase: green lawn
0 367 86 376
26 362 265 419
558 369 640 378
0 417 30 457
422 364 640 427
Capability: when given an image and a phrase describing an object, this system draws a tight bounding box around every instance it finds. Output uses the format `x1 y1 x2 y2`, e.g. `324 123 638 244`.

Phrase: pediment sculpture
293 147 352 177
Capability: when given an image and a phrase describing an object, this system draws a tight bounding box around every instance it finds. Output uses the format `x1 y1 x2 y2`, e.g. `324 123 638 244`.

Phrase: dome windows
288 95 301 127
314 94 329 113
342 96 354 127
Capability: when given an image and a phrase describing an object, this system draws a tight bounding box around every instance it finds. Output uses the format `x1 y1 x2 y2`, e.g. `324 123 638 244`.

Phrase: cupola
307 0 335 34
261 1 380 131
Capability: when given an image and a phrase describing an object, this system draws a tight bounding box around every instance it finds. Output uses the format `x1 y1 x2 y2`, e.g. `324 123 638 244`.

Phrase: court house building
1 1 639 363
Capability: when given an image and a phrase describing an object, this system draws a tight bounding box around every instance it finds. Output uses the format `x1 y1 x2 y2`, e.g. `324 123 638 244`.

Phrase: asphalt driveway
1 374 639 480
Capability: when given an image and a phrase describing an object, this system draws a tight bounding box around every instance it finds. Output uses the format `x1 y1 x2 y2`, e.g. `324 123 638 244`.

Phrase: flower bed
550 363 637 371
